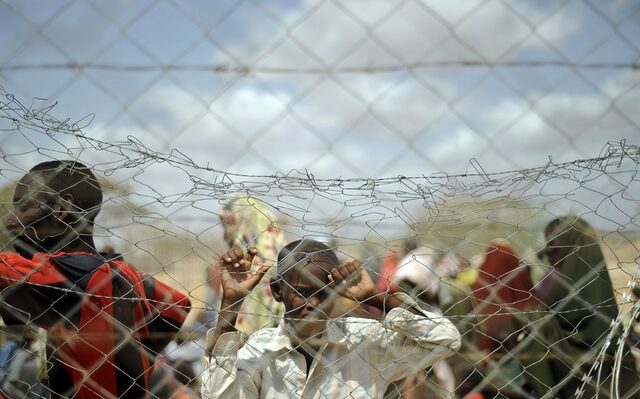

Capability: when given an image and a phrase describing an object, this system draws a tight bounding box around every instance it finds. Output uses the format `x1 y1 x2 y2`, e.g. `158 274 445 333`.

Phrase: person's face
3 177 70 257
272 260 336 340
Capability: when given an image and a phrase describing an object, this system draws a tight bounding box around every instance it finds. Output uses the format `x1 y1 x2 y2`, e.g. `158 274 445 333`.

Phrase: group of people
371 220 640 398
0 159 638 398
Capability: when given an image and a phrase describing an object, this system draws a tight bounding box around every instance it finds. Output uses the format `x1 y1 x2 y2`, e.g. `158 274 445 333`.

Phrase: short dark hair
544 216 591 239
276 239 339 277
22 160 102 224
544 217 563 236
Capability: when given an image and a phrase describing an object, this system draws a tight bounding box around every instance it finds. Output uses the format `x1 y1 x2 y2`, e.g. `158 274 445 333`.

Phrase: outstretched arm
329 259 461 383
140 274 192 352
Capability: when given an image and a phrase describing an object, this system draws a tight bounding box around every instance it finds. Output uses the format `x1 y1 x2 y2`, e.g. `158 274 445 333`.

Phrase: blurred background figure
209 196 286 335
390 245 457 399
150 356 200 399
519 217 639 398
0 325 47 398
202 263 223 330
436 252 475 325
471 239 536 353
376 237 417 294
434 252 481 399
392 246 440 308
393 247 475 321
150 324 203 399
470 239 536 397
631 286 640 372
376 246 401 294
162 325 205 393
172 360 200 399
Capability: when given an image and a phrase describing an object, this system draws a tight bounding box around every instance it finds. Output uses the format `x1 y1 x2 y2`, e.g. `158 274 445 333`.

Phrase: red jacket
0 252 191 399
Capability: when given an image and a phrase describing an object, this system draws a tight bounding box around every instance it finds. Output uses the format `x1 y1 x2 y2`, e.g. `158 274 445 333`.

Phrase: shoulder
0 253 29 272
0 252 36 268
0 252 23 262
110 260 143 279
0 253 67 285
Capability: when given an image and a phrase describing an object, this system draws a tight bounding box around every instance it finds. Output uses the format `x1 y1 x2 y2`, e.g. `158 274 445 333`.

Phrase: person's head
391 249 439 305
482 239 519 270
403 236 418 254
4 160 102 257
541 216 593 268
270 239 340 341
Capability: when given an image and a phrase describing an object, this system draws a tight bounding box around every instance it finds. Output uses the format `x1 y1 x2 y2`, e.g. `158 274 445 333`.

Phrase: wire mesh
1 1 640 398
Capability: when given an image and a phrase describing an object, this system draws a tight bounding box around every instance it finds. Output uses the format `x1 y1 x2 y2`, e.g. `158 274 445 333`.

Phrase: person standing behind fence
1 160 191 399
376 238 417 294
469 240 536 397
389 247 474 398
212 196 285 334
202 240 461 398
519 216 640 398
471 240 536 354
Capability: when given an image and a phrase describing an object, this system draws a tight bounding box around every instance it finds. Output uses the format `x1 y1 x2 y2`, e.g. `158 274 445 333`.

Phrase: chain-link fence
1 1 640 398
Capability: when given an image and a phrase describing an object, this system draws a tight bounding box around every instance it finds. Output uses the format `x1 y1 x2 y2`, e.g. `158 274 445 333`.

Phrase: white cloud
2 0 638 246
218 0 582 68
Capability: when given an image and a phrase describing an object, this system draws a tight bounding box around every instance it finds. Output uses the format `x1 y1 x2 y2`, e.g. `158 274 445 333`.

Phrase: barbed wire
2 85 640 398
2 0 640 396
2 60 639 74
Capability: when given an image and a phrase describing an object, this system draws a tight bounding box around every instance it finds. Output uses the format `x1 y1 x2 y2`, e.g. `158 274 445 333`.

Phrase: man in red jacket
1 160 191 399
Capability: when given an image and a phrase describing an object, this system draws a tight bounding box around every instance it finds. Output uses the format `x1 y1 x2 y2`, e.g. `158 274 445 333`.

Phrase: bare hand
217 246 271 307
328 260 378 302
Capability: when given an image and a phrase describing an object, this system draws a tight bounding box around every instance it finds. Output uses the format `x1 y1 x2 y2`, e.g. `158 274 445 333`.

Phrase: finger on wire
330 268 344 285
223 249 233 264
218 261 234 285
246 263 272 286
336 263 352 281
345 260 360 275
327 273 335 288
255 263 272 276
246 247 258 263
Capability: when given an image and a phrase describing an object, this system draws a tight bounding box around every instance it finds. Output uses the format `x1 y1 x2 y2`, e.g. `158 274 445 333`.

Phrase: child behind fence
202 239 461 398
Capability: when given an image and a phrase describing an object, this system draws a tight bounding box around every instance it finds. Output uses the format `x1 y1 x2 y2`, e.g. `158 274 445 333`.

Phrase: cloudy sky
1 0 639 246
